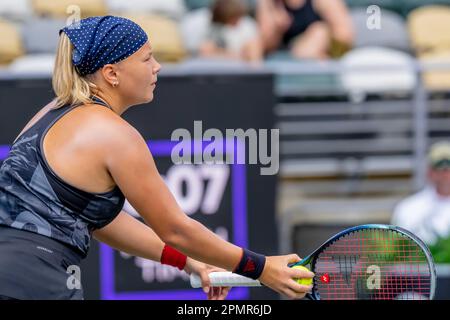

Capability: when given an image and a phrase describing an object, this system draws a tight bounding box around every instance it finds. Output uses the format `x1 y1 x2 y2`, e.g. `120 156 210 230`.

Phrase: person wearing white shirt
199 0 263 63
392 141 450 245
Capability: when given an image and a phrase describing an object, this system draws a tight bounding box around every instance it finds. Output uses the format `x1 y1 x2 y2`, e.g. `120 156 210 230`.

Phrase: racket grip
190 272 262 288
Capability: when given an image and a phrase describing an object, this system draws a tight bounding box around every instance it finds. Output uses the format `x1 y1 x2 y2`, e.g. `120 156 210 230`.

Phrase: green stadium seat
265 53 343 97
345 0 450 17
184 0 256 12
344 0 404 16
184 0 213 11
400 0 450 17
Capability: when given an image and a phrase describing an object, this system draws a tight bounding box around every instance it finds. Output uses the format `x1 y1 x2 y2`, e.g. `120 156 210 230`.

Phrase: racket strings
312 229 432 300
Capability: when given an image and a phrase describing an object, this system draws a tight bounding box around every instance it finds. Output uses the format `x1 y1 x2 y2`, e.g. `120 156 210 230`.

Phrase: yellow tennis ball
292 265 313 285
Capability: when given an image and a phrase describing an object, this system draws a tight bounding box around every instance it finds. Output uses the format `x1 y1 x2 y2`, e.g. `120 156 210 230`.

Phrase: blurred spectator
256 0 354 59
199 0 263 63
392 141 450 246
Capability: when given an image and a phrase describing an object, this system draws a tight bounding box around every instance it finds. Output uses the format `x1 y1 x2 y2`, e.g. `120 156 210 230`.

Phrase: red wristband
160 244 187 270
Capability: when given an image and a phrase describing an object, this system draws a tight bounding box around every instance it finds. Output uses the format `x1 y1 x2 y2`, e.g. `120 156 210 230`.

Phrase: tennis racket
190 224 437 300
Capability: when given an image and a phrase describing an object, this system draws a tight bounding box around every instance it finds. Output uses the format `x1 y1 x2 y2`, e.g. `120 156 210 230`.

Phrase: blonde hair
52 33 98 108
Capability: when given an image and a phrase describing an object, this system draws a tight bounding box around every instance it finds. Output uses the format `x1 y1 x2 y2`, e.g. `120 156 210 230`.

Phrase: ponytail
52 33 98 108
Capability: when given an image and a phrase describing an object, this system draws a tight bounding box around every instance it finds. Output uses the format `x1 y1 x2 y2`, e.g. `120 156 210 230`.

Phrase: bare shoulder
81 105 160 197
74 104 147 156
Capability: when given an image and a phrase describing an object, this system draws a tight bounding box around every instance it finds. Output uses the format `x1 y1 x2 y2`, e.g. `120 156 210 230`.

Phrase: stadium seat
344 0 405 16
340 47 416 98
107 0 186 20
32 0 107 19
0 19 24 65
265 56 343 97
180 8 210 54
21 18 66 54
401 0 450 17
0 0 32 22
123 14 186 62
7 54 55 74
350 8 411 53
184 0 214 11
174 57 251 73
420 51 450 91
184 0 256 11
408 5 450 55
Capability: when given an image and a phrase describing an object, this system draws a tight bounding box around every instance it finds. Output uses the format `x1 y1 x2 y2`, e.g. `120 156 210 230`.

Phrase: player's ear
101 64 119 87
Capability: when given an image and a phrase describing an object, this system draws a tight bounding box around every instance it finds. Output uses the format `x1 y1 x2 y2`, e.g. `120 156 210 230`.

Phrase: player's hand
184 258 231 300
258 254 314 299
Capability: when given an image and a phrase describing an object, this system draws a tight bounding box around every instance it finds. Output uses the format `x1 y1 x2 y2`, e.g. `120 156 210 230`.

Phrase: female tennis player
0 16 313 300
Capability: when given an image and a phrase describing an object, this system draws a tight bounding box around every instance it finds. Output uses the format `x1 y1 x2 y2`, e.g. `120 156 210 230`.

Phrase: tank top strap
32 104 78 145
37 96 112 136
12 96 113 146
90 95 113 110
35 95 115 167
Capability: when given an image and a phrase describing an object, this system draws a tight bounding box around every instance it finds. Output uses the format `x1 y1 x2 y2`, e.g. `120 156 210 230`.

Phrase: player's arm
92 209 164 261
99 119 312 299
93 209 227 269
92 210 230 299
102 122 242 271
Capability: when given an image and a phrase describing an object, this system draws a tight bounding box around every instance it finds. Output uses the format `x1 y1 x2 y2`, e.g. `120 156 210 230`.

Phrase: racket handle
190 272 262 288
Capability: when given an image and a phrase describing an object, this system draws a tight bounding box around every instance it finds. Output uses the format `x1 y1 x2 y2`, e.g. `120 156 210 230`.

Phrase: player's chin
143 92 154 103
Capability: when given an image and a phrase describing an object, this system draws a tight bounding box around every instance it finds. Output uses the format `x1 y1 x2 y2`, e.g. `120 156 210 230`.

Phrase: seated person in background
199 0 263 63
256 0 354 59
392 141 450 246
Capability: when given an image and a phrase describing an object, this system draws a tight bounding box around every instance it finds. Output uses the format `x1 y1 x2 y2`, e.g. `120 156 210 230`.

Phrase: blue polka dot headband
60 16 148 76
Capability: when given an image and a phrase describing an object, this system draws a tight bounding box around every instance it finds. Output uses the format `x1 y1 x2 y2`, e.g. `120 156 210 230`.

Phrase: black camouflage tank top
0 96 125 257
